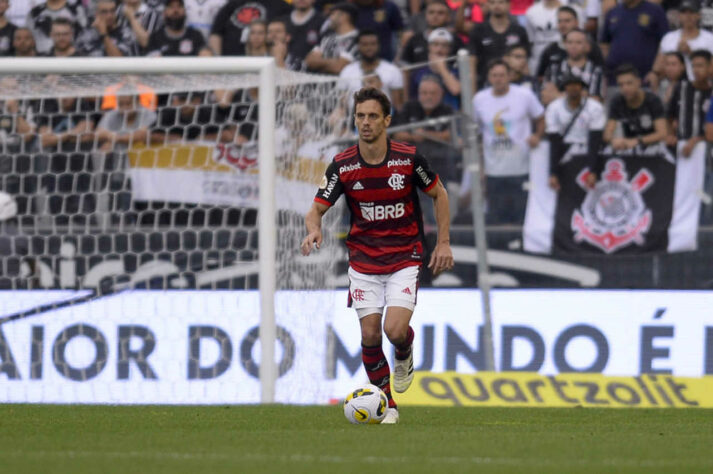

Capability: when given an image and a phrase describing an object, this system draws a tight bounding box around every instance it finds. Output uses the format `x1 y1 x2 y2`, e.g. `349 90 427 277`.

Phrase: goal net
0 58 352 404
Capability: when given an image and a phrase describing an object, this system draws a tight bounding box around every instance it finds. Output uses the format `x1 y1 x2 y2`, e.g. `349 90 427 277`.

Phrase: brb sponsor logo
360 202 405 221
572 159 654 253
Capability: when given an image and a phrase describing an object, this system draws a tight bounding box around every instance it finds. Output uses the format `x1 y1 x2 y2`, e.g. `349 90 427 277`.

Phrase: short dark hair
332 2 358 26
506 44 528 57
267 18 289 30
52 18 74 31
557 5 579 20
564 28 587 41
357 28 379 41
353 87 391 117
614 63 640 79
487 58 510 73
426 0 450 9
691 49 713 62
663 51 686 65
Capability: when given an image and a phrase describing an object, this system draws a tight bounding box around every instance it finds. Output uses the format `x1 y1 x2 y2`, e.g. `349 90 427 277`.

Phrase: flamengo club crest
571 159 654 253
388 173 405 190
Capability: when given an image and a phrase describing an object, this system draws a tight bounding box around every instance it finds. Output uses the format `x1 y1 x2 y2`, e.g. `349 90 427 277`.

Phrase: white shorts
348 266 420 319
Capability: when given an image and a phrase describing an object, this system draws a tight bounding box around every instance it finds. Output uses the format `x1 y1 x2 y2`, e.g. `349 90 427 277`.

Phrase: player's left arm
414 153 454 276
425 179 454 276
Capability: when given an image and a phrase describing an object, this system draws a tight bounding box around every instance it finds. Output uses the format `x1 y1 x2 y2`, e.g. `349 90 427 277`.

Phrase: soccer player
301 87 454 424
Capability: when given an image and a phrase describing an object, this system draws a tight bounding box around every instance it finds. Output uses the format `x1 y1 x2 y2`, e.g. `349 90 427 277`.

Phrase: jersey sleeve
314 161 343 207
413 154 439 192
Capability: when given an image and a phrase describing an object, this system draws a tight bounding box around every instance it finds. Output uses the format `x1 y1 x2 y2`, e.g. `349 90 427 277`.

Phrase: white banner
1 290 712 404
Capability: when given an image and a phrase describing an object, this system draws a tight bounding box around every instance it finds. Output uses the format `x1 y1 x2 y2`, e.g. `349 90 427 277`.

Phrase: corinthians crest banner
524 143 704 254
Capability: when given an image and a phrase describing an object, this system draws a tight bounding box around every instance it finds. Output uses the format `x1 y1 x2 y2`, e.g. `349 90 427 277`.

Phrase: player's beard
360 128 381 144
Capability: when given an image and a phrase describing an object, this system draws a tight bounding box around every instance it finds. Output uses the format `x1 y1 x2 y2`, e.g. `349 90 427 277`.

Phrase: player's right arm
301 161 344 256
301 201 329 256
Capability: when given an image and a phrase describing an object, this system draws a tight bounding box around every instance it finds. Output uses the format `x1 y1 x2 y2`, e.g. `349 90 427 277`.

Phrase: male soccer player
301 87 454 424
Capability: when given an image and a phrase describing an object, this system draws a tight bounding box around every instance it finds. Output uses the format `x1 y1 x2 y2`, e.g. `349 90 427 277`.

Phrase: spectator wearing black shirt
351 0 404 61
26 0 88 55
400 0 464 65
13 28 37 57
209 0 291 56
537 6 604 82
468 0 530 89
305 2 359 75
147 0 210 57
76 0 138 57
267 18 303 71
504 44 538 94
47 17 78 57
666 50 712 158
0 0 17 56
283 0 325 66
604 64 667 152
118 0 162 52
542 29 604 105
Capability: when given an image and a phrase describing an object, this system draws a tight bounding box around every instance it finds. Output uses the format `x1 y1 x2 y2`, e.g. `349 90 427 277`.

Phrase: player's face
565 31 587 60
616 73 641 101
354 99 391 144
557 12 577 36
691 57 710 83
425 4 450 28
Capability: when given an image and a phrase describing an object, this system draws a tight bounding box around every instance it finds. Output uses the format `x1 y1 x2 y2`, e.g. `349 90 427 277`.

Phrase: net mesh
0 66 351 404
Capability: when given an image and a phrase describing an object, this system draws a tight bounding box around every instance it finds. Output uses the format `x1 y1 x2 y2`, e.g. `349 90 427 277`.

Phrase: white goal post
0 57 279 402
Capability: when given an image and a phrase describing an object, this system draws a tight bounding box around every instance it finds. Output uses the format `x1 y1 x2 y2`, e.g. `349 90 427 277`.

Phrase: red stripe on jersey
351 222 419 239
424 175 439 193
334 146 357 162
314 197 332 207
390 141 417 154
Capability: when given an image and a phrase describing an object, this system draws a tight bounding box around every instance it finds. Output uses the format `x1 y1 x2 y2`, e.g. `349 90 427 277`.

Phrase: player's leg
383 266 418 394
348 268 397 411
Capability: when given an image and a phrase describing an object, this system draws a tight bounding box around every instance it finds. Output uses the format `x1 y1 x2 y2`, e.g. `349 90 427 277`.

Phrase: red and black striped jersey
314 140 439 274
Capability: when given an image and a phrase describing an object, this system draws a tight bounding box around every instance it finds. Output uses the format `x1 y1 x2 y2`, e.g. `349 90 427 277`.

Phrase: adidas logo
353 181 364 190
402 287 412 295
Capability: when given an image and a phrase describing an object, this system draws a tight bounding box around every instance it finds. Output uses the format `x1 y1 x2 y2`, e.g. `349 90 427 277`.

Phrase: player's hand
301 230 322 256
428 241 454 277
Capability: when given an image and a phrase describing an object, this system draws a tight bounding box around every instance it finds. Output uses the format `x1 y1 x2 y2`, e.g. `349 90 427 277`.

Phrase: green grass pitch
1 405 712 474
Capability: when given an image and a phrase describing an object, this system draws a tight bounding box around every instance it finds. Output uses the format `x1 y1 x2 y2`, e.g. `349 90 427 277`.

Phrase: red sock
361 344 396 408
395 326 414 361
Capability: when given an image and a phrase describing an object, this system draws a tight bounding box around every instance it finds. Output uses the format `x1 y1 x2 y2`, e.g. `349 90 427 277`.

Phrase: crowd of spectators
1 0 713 228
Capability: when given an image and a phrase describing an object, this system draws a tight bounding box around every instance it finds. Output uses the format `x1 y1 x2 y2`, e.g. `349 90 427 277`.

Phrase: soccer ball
343 384 388 424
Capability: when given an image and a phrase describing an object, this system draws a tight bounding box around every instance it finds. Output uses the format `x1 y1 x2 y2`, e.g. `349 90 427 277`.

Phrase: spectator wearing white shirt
648 1 713 89
339 29 404 110
472 59 545 224
184 0 226 40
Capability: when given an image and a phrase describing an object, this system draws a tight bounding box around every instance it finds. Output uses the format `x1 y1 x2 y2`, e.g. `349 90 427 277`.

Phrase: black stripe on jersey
348 233 421 248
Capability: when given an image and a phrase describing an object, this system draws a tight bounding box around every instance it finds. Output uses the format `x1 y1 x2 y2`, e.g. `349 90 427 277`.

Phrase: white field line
0 450 712 468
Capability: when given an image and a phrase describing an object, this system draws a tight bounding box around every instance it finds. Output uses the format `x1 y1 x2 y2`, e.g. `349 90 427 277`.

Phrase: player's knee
360 325 382 346
383 321 407 345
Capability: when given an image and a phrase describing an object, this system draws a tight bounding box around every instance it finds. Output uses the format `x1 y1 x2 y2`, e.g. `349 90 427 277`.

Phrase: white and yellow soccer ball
343 384 388 424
